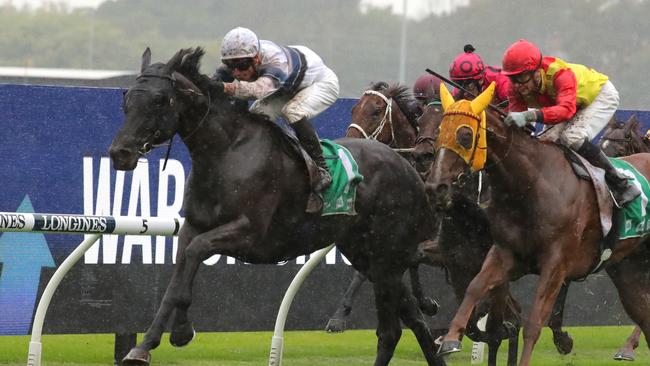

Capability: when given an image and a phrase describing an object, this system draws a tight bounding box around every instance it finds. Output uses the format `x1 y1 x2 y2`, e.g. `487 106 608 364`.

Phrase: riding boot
291 118 332 193
577 138 641 206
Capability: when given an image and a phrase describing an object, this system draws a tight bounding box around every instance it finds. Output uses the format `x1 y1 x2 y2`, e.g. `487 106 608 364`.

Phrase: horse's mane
173 47 269 122
369 81 420 130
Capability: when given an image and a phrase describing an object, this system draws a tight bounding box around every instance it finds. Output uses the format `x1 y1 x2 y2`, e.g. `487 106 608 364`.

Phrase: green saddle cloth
610 158 650 239
320 139 364 216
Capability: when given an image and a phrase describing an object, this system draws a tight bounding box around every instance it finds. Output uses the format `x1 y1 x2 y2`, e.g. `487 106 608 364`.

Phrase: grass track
0 326 646 365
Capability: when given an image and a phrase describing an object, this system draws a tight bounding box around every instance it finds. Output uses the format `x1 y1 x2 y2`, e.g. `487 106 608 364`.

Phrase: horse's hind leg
325 271 367 332
548 282 573 355
409 265 439 316
123 217 254 366
371 273 403 366
607 251 650 361
398 281 446 366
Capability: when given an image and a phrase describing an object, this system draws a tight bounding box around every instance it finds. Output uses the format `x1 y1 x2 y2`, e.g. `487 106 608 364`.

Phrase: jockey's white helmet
221 27 260 60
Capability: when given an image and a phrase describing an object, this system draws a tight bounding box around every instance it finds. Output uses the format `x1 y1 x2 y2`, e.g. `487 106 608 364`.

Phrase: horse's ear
141 47 151 73
440 83 454 111
163 48 190 75
627 114 640 131
470 81 495 115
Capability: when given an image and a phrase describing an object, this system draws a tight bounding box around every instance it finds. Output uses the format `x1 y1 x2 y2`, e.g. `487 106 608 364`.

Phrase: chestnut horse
599 114 650 362
415 101 574 366
428 82 650 366
326 82 437 333
109 48 446 366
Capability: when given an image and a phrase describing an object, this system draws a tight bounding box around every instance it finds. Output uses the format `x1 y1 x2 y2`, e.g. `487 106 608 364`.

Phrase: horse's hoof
553 331 573 355
170 321 196 347
503 321 519 337
122 348 151 366
325 318 346 333
613 349 635 361
419 297 440 316
436 338 462 356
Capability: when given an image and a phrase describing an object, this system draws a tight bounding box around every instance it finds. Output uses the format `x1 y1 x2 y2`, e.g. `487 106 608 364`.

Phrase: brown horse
414 100 575 366
601 114 650 157
109 48 446 366
326 82 438 333
346 82 421 149
428 82 650 366
600 114 650 362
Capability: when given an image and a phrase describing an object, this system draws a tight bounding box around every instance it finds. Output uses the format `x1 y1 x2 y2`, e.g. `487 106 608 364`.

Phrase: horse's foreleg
548 282 573 355
123 216 253 366
519 260 567 366
325 271 367 332
439 246 513 355
613 326 642 361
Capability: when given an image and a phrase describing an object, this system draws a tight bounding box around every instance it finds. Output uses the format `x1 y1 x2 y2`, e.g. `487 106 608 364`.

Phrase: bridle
125 71 211 169
348 90 395 143
600 131 635 155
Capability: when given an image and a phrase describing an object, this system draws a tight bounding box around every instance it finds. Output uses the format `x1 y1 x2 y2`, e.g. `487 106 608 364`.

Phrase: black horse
108 47 445 366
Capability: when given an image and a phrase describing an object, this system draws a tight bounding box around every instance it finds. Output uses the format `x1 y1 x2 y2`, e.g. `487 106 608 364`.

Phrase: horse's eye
372 106 382 116
456 126 474 149
153 93 167 107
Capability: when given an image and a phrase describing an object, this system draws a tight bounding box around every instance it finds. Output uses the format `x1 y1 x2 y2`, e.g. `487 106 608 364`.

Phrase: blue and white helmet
221 27 260 60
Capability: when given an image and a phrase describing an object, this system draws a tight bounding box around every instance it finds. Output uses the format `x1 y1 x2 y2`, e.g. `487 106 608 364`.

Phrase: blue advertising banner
0 84 366 335
0 83 647 336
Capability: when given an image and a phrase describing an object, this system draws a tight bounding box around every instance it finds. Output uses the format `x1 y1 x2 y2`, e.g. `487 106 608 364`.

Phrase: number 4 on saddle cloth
567 150 650 258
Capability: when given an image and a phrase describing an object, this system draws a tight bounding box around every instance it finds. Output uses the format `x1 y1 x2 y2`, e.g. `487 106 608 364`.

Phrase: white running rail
0 211 183 366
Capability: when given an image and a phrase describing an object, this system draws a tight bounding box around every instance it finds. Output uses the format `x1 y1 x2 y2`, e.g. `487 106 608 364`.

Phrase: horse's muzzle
108 145 139 171
425 182 452 211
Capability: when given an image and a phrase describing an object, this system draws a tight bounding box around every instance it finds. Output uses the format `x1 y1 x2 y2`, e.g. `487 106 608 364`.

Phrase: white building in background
360 0 471 21
1 0 106 10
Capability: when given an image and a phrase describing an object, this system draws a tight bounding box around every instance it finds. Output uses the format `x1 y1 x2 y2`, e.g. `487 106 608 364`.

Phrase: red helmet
413 74 441 101
502 39 542 76
449 44 485 80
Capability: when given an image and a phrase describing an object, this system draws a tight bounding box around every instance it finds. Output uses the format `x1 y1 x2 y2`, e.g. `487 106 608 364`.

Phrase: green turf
0 326 646 365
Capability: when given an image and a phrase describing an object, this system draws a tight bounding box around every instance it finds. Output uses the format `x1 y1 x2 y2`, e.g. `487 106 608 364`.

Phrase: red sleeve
495 73 511 105
540 68 577 124
483 68 510 106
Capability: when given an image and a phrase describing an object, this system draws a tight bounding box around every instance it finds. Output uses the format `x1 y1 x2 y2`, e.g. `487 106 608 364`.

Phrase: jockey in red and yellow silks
501 39 639 207
449 44 510 106
507 56 609 124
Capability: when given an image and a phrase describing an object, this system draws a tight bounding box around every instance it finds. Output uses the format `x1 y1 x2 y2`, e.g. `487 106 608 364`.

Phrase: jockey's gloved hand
504 110 538 128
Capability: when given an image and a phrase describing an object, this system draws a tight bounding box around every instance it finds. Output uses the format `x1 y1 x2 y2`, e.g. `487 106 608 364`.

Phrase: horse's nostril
435 183 449 197
109 146 134 161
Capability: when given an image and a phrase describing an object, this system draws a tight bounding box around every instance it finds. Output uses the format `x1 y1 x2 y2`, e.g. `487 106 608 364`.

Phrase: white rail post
268 244 335 366
27 234 102 366
0 212 183 366
470 314 489 364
